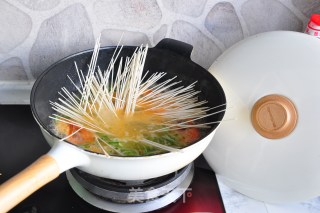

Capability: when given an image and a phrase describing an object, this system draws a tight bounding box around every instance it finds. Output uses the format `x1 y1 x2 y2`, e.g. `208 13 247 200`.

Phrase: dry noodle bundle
49 37 225 157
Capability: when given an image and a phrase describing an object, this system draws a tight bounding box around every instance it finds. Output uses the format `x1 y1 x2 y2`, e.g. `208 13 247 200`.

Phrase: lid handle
155 38 193 59
251 94 298 139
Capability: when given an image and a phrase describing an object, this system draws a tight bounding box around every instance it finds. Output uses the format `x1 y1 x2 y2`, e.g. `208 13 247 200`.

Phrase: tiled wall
0 0 319 103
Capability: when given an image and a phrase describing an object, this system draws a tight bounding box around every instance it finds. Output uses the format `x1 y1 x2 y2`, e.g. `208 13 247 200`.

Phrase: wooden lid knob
251 94 297 139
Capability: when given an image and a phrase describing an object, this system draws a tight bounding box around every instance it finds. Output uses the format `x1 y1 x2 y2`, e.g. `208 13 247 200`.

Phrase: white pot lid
203 31 320 203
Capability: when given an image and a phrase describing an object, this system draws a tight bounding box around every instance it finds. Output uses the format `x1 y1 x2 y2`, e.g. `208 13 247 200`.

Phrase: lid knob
251 94 297 139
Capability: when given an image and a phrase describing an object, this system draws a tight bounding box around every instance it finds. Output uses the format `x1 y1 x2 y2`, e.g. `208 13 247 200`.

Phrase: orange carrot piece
67 125 95 145
179 127 201 145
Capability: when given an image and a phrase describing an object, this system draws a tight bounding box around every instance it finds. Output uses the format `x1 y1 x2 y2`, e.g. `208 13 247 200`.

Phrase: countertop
218 177 320 213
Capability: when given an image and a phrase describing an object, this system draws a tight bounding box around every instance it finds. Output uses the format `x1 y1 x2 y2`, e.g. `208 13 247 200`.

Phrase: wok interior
31 46 226 150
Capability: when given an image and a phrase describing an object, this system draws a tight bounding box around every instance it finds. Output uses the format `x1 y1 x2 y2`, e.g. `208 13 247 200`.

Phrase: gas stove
0 105 225 213
67 163 194 212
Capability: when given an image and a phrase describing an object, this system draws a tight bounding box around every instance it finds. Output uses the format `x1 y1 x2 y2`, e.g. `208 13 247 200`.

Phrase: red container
305 14 320 38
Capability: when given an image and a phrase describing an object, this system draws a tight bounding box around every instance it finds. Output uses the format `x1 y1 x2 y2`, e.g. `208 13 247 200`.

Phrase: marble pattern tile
153 24 168 45
29 3 94 78
0 57 27 81
241 0 303 35
205 2 243 48
161 0 207 17
170 20 221 69
93 0 162 30
218 176 320 213
0 0 32 53
15 0 60 11
101 29 151 46
292 0 320 17
1 0 318 87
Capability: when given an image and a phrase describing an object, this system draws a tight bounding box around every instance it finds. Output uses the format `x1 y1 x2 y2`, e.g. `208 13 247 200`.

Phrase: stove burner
66 163 194 213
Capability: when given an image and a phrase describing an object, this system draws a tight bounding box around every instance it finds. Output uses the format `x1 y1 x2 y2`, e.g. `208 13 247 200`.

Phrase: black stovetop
0 105 225 213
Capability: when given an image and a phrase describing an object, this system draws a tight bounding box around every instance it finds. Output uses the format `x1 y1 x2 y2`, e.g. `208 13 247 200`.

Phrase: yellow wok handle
0 155 60 213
